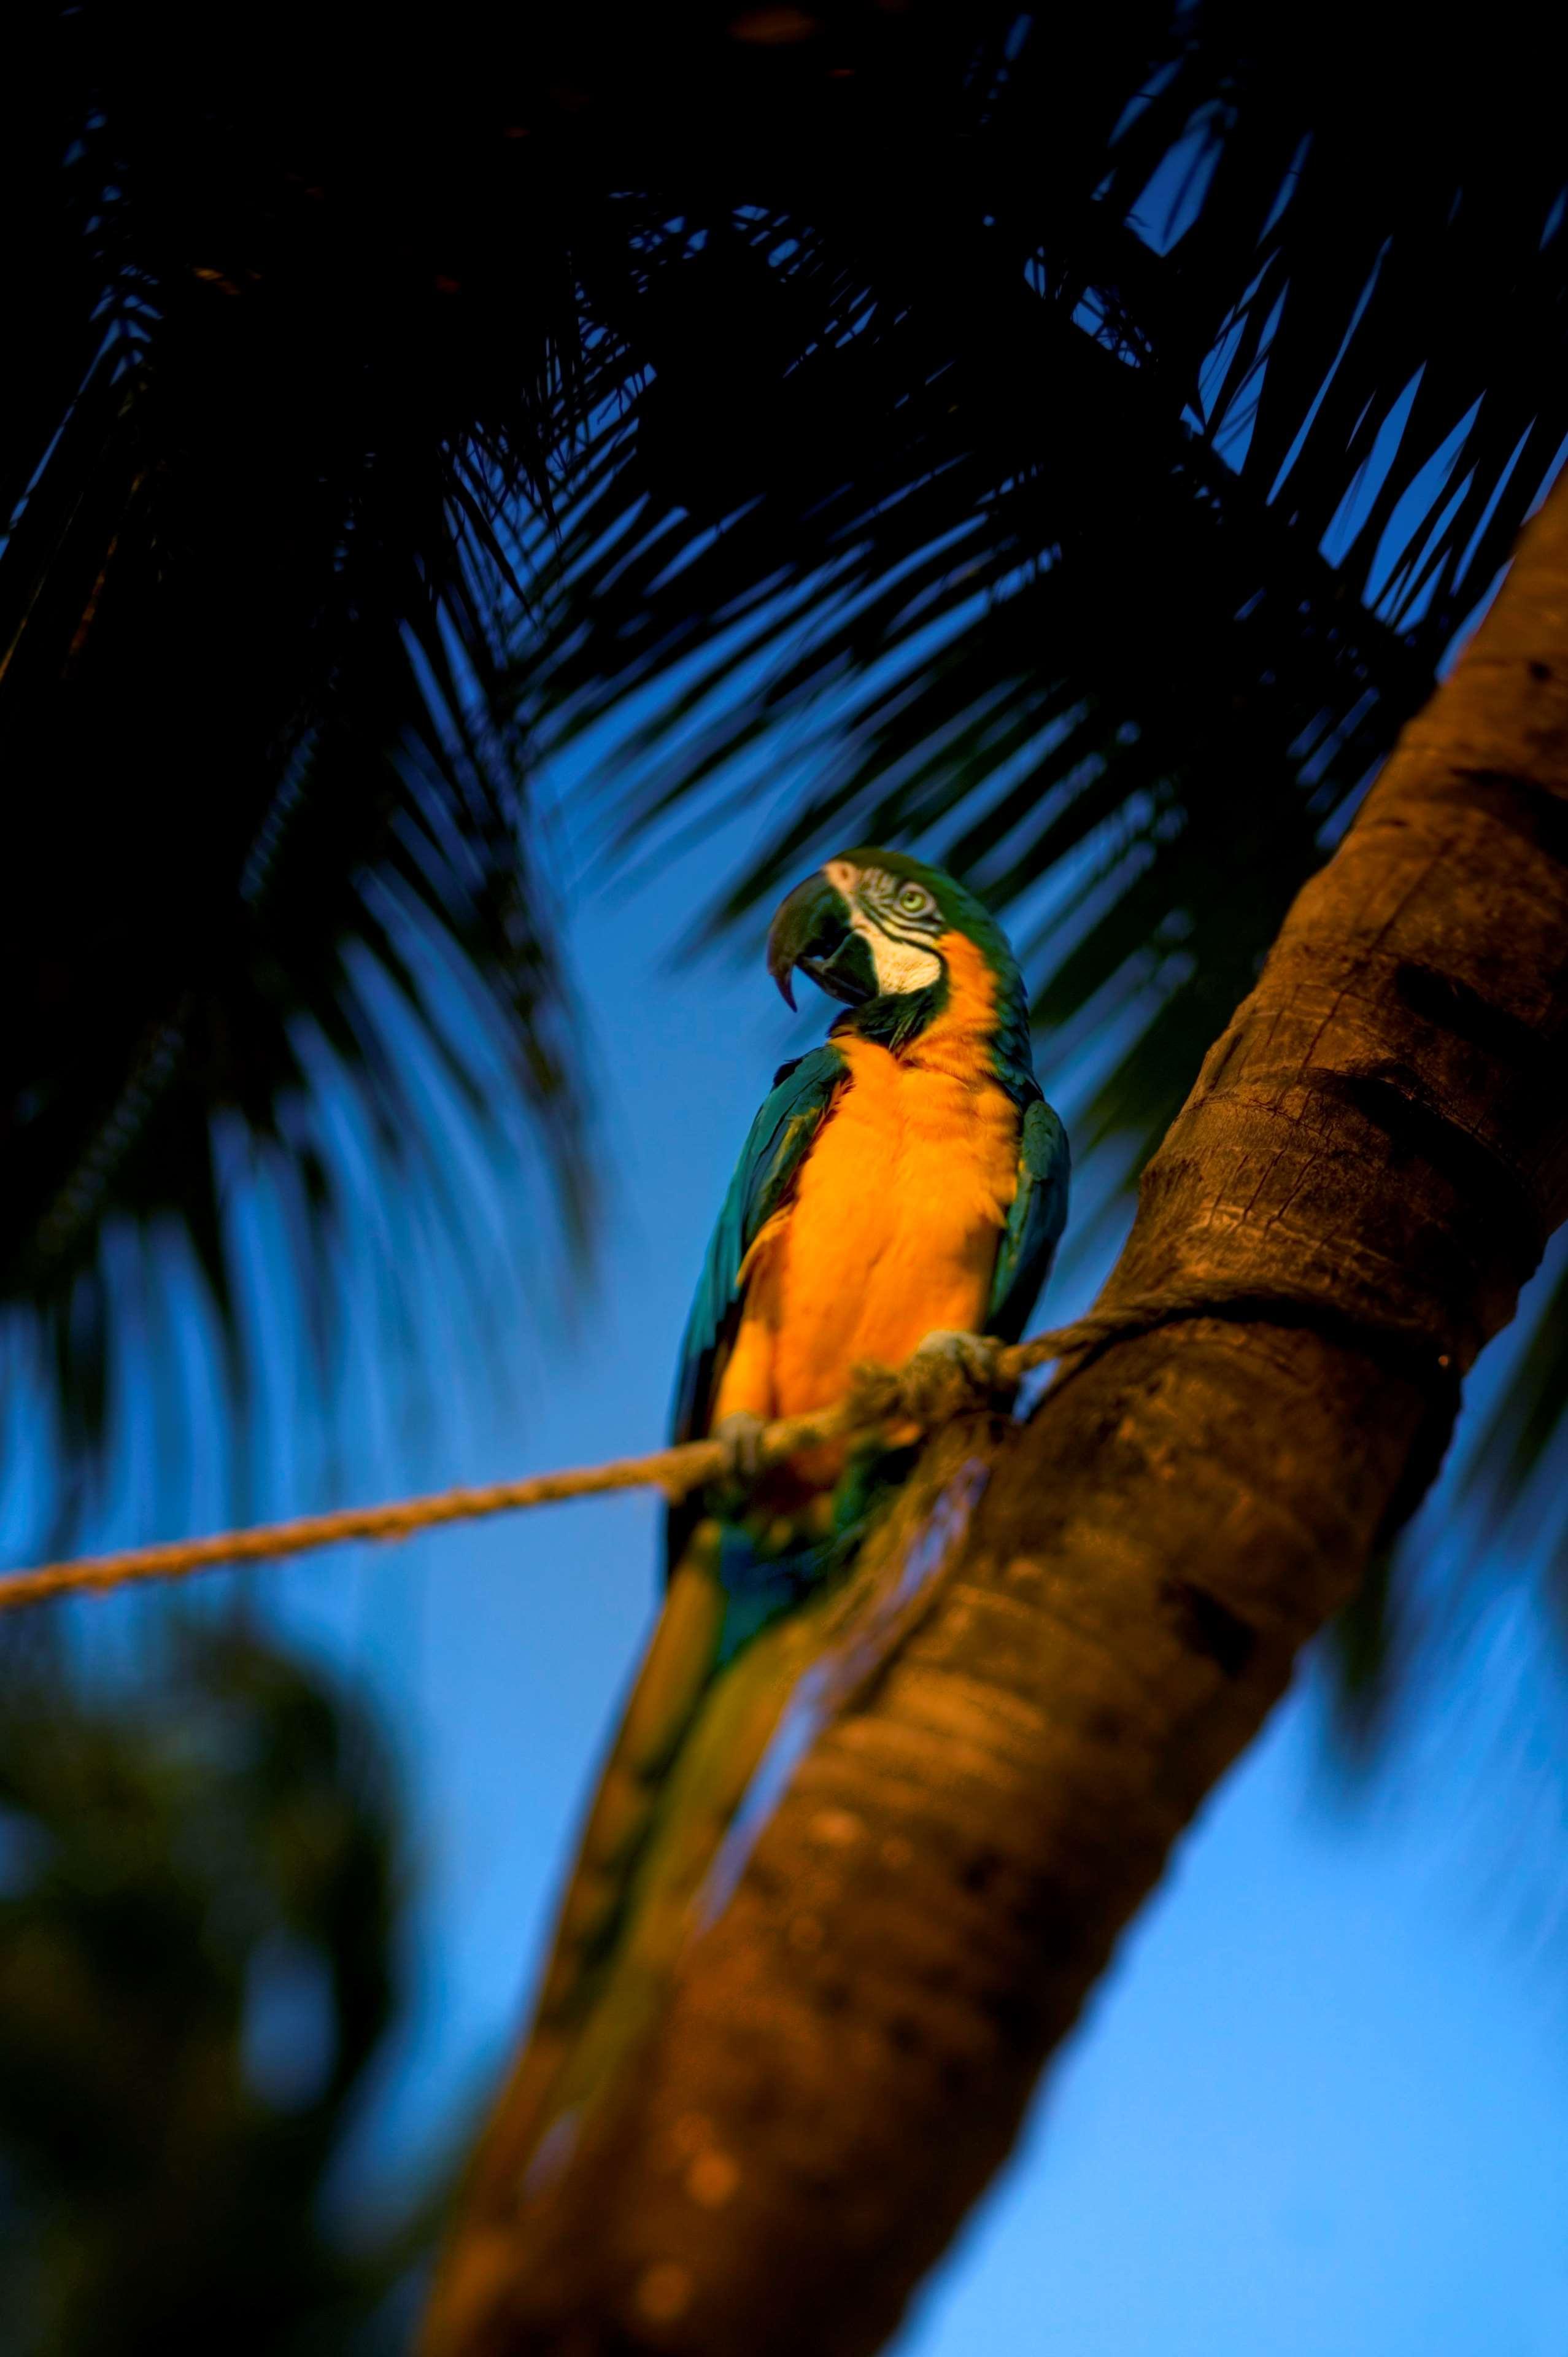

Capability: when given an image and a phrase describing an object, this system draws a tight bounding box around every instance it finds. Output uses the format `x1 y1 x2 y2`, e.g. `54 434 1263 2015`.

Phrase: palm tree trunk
426 468 1568 2357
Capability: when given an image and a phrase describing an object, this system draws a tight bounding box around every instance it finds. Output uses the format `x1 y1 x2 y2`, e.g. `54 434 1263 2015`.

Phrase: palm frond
3 0 609 1461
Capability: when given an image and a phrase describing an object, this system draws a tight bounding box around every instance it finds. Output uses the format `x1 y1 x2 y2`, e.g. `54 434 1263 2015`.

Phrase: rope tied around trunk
0 1285 1461 1615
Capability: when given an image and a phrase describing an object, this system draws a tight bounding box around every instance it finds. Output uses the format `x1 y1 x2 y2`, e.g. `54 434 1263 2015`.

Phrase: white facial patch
862 931 942 994
822 859 943 996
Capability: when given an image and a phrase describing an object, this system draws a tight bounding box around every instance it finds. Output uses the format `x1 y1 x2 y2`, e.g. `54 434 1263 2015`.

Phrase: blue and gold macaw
428 850 1067 2315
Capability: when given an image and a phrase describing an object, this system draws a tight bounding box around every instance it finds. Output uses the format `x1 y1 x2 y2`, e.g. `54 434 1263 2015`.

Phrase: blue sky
7 85 1567 2356
17 753 1568 2355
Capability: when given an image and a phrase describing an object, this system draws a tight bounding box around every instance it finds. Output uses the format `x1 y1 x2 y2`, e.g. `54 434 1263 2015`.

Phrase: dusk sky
14 27 1568 2357
17 729 1568 2356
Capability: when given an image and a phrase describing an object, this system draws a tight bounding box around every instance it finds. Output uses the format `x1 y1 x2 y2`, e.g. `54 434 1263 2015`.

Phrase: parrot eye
896 884 934 917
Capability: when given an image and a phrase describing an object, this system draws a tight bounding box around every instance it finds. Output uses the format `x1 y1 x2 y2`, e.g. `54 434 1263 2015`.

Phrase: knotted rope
0 1286 1458 1615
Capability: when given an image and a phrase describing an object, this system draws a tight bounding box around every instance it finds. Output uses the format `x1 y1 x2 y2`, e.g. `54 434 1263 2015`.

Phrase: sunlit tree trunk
425 470 1568 2357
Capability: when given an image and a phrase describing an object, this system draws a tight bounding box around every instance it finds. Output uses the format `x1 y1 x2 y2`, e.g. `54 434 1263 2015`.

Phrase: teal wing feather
666 1044 846 1541
986 1093 1070 1342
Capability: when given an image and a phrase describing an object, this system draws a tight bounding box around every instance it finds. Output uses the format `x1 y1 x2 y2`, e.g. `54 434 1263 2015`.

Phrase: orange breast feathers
712 931 1022 1428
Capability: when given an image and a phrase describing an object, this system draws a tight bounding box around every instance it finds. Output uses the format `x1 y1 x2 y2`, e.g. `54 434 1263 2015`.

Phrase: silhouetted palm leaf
3 0 606 1458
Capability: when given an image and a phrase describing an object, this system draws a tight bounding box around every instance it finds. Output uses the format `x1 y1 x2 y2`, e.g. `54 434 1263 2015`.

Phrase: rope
0 1288 1456 1615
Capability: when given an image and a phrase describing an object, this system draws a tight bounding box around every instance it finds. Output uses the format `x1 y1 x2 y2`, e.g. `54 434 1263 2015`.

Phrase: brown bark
426 469 1568 2357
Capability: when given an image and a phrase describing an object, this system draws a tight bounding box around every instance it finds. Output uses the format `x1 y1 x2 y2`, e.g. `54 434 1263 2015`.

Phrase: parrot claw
712 1410 769 1492
901 1329 1015 1420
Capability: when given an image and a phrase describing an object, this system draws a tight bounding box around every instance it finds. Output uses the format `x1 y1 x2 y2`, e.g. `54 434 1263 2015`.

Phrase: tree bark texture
427 470 1568 2357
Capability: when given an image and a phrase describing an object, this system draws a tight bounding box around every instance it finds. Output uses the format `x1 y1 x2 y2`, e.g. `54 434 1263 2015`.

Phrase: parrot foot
711 1410 770 1492
900 1329 1016 1422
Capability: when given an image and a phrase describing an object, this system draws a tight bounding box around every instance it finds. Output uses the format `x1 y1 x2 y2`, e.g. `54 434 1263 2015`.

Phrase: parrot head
767 847 1018 1013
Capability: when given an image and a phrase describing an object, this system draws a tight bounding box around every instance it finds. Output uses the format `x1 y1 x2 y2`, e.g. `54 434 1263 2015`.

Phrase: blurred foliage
0 1619 430 2355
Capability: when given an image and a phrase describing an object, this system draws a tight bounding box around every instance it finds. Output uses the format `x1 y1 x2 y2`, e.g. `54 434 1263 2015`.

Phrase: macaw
427 849 1068 2321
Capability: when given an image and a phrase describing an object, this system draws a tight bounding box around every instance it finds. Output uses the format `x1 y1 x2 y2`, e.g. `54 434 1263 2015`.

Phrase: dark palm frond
527 3 1568 1107
2 0 612 1462
0 1617 431 2354
1440 1232 1568 1644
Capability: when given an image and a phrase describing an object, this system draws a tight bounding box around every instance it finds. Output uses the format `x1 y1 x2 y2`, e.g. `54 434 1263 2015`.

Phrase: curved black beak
765 873 873 1008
